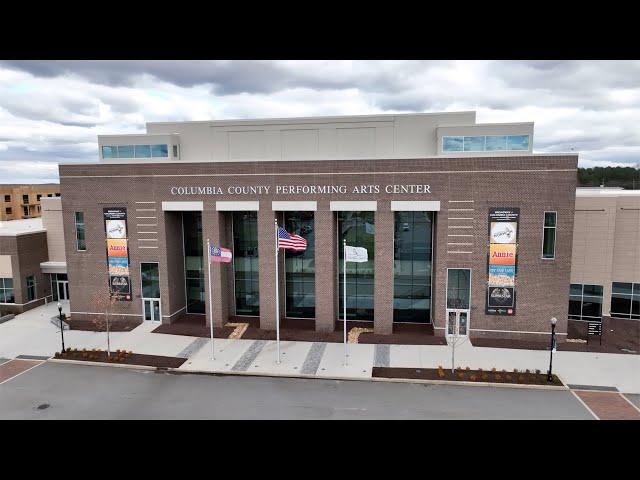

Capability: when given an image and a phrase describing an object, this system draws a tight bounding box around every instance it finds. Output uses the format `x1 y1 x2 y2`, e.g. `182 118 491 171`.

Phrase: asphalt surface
0 362 595 419
626 394 640 409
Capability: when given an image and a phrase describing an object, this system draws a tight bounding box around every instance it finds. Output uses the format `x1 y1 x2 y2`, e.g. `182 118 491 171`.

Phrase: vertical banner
486 208 519 315
104 207 132 301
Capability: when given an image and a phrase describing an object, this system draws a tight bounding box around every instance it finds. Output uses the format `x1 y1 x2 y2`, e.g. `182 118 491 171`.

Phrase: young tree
447 313 469 374
88 291 118 358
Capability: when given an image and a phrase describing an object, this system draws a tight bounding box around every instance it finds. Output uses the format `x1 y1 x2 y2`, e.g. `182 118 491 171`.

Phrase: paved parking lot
0 362 597 420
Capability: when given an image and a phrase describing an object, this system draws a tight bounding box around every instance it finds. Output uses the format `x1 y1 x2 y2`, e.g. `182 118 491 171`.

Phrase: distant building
0 184 61 221
570 187 640 324
0 197 68 314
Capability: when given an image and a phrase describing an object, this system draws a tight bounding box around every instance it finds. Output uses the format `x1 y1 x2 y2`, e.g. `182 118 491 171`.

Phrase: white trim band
330 201 377 211
162 201 203 211
216 201 259 211
390 200 440 211
272 201 317 211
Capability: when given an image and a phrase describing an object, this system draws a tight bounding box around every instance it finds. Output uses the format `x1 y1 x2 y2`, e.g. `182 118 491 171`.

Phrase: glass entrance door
141 262 161 322
143 299 161 322
58 281 69 301
446 268 471 337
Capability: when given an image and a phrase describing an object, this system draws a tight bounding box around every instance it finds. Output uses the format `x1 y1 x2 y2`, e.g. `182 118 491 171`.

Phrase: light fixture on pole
547 317 557 382
57 302 65 353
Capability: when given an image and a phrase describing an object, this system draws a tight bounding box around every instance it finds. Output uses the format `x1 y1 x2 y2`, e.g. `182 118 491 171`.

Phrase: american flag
277 226 307 251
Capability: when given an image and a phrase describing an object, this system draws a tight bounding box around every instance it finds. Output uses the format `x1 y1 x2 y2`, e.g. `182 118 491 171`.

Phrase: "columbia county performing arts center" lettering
170 184 431 196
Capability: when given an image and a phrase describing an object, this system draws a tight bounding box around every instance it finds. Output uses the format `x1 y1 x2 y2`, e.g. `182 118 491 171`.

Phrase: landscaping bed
372 366 564 386
53 348 186 368
64 318 140 332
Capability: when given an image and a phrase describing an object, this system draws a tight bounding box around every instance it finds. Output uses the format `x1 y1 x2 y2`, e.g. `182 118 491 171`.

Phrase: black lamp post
57 302 65 353
547 317 557 382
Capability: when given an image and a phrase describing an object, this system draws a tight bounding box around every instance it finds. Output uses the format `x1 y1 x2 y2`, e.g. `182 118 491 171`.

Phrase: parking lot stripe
621 394 640 414
570 390 599 420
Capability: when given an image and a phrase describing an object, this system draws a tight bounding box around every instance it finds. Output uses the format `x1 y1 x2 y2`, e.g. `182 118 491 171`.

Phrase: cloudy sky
0 60 638 183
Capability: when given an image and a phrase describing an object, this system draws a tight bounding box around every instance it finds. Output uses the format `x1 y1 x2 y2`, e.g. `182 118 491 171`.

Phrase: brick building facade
58 112 578 342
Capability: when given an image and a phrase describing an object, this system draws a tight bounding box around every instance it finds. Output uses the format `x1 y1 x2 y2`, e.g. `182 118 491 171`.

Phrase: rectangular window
151 144 169 158
338 211 375 321
117 145 134 158
284 212 315 318
141 263 160 299
568 283 603 322
183 212 205 314
26 275 36 302
5 208 11 215
37 194 42 201
611 282 640 320
233 211 260 316
173 145 179 158
55 193 60 197
134 144 152 158
22 194 29 204
447 269 471 310
23 206 28 216
485 135 507 151
443 136 463 152
507 135 530 151
0 278 15 303
102 146 117 159
393 211 433 323
463 136 485 151
4 195 10 202
542 211 557 259
75 211 86 251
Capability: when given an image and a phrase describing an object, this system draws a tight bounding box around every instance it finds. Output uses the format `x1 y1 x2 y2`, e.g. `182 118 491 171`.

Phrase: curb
48 358 158 371
47 359 569 391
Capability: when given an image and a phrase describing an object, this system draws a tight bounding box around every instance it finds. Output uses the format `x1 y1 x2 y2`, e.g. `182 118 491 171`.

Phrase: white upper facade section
97 111 535 164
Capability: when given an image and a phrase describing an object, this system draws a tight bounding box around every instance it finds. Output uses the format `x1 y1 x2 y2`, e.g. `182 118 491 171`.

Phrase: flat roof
0 218 46 236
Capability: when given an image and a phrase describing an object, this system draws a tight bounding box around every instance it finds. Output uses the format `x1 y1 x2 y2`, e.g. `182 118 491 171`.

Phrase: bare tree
89 291 118 358
447 314 470 374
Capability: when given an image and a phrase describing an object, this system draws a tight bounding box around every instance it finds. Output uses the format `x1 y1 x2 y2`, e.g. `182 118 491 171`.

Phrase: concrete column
314 204 336 332
374 202 394 334
258 202 277 330
203 208 230 328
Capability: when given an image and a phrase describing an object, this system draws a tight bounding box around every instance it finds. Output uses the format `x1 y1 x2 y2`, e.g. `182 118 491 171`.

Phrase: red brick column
258 203 278 330
203 208 230 328
374 203 394 334
314 204 336 332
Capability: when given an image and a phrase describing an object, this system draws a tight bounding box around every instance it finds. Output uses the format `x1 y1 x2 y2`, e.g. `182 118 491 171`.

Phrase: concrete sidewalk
1 303 638 393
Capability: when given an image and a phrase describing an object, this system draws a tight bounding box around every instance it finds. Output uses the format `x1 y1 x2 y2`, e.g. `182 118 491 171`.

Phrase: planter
53 349 186 368
372 367 564 386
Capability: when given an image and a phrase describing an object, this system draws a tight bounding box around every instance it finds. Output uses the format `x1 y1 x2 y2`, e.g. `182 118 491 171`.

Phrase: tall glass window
542 211 557 259
75 212 86 251
393 211 433 323
117 145 134 158
0 278 14 303
284 212 315 318
233 212 260 316
134 144 152 158
26 275 36 301
182 212 204 314
151 144 169 157
610 282 640 320
568 284 603 321
338 211 375 321
447 269 471 309
141 263 160 299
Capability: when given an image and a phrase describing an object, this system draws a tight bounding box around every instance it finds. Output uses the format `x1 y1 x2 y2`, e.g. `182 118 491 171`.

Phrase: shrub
505 374 512 381
518 375 525 383
491 367 497 372
457 372 465 380
481 373 489 381
502 369 507 373
513 368 518 373
465 366 470 371
478 368 483 372
535 369 541 375
525 369 530 374
469 375 477 381
494 374 502 381
437 369 446 378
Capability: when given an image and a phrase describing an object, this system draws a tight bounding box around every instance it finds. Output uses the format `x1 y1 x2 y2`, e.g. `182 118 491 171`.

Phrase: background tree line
578 166 640 189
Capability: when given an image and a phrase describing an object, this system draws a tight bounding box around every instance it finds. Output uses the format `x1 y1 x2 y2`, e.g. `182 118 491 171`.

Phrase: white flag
345 245 368 263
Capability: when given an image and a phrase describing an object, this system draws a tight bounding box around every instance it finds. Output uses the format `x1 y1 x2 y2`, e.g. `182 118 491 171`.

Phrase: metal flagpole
343 238 347 366
274 218 281 364
207 239 215 360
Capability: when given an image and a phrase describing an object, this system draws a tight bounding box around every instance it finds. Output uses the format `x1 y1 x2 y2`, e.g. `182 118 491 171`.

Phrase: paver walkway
573 390 640 420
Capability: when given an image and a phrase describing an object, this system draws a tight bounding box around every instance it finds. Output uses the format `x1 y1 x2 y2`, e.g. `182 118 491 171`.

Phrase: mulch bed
54 349 186 368
372 367 564 386
472 317 639 355
65 318 140 332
